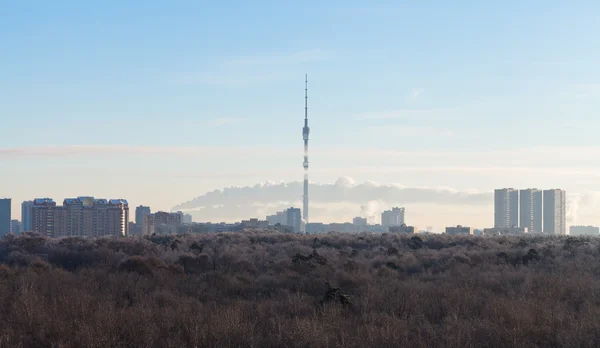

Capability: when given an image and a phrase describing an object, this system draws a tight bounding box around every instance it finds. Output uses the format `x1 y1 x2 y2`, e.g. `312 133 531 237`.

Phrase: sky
2 1 600 230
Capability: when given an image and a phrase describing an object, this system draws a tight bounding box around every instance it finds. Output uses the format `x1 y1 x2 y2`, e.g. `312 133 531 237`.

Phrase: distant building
266 211 287 226
267 208 301 233
519 189 543 233
543 189 566 235
10 220 20 234
306 222 326 234
0 199 11 236
31 197 128 237
182 213 193 224
445 225 473 235
135 206 151 235
285 207 302 233
570 225 599 236
21 200 33 233
389 224 417 234
32 198 57 237
494 188 518 228
143 211 182 235
483 227 528 236
352 217 367 232
381 207 405 227
240 218 269 229
353 217 367 226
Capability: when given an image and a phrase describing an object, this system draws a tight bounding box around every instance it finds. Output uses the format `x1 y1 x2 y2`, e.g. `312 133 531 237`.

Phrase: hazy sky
2 1 600 230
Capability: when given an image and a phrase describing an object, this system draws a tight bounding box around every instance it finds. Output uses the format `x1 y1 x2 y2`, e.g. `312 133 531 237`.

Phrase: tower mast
302 75 310 233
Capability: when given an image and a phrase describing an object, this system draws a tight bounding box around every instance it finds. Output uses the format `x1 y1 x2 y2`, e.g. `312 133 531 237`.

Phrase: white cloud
171 177 495 229
173 176 490 213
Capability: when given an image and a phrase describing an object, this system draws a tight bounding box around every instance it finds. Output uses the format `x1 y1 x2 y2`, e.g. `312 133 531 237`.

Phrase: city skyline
2 2 600 229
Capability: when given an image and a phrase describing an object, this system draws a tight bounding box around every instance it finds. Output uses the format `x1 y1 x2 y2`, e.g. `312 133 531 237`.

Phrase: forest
0 231 598 348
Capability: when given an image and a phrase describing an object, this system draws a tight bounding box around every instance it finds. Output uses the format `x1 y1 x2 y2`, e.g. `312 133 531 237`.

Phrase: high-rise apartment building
381 207 405 227
0 199 11 236
285 207 302 233
107 200 129 236
135 206 151 235
10 220 20 234
32 198 57 237
494 189 518 228
21 200 33 232
267 211 287 226
519 189 543 233
543 189 566 235
31 197 128 237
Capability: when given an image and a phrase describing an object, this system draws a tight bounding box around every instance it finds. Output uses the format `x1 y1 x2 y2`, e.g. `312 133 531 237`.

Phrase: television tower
302 75 310 233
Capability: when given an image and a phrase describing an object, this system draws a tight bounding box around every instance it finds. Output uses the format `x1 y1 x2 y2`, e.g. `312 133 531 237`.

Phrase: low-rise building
445 225 473 235
569 225 600 236
240 218 269 229
483 227 528 235
389 224 417 234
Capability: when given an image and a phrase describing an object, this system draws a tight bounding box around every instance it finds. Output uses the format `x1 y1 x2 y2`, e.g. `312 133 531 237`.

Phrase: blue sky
2 1 600 229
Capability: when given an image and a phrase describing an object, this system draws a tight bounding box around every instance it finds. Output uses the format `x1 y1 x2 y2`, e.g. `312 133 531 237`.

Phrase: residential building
0 199 10 236
381 207 405 227
543 189 566 235
306 222 326 234
267 208 301 233
10 220 20 234
570 225 599 236
389 224 417 234
182 213 192 224
128 222 136 236
285 207 302 233
353 216 367 226
143 211 182 235
519 189 543 233
135 206 151 235
266 211 287 226
240 218 269 229
107 200 129 236
445 225 474 235
494 188 518 228
21 200 33 232
352 216 367 232
31 197 128 237
32 198 57 237
93 199 109 237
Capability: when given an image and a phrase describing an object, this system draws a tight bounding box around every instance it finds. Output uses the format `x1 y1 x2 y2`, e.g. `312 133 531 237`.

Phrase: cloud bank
172 177 491 225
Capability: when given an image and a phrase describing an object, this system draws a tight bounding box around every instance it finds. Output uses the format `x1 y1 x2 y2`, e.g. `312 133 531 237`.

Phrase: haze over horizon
2 1 600 229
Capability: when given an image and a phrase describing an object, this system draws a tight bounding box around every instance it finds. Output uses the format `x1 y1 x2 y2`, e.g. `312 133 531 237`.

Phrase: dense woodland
0 231 599 347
